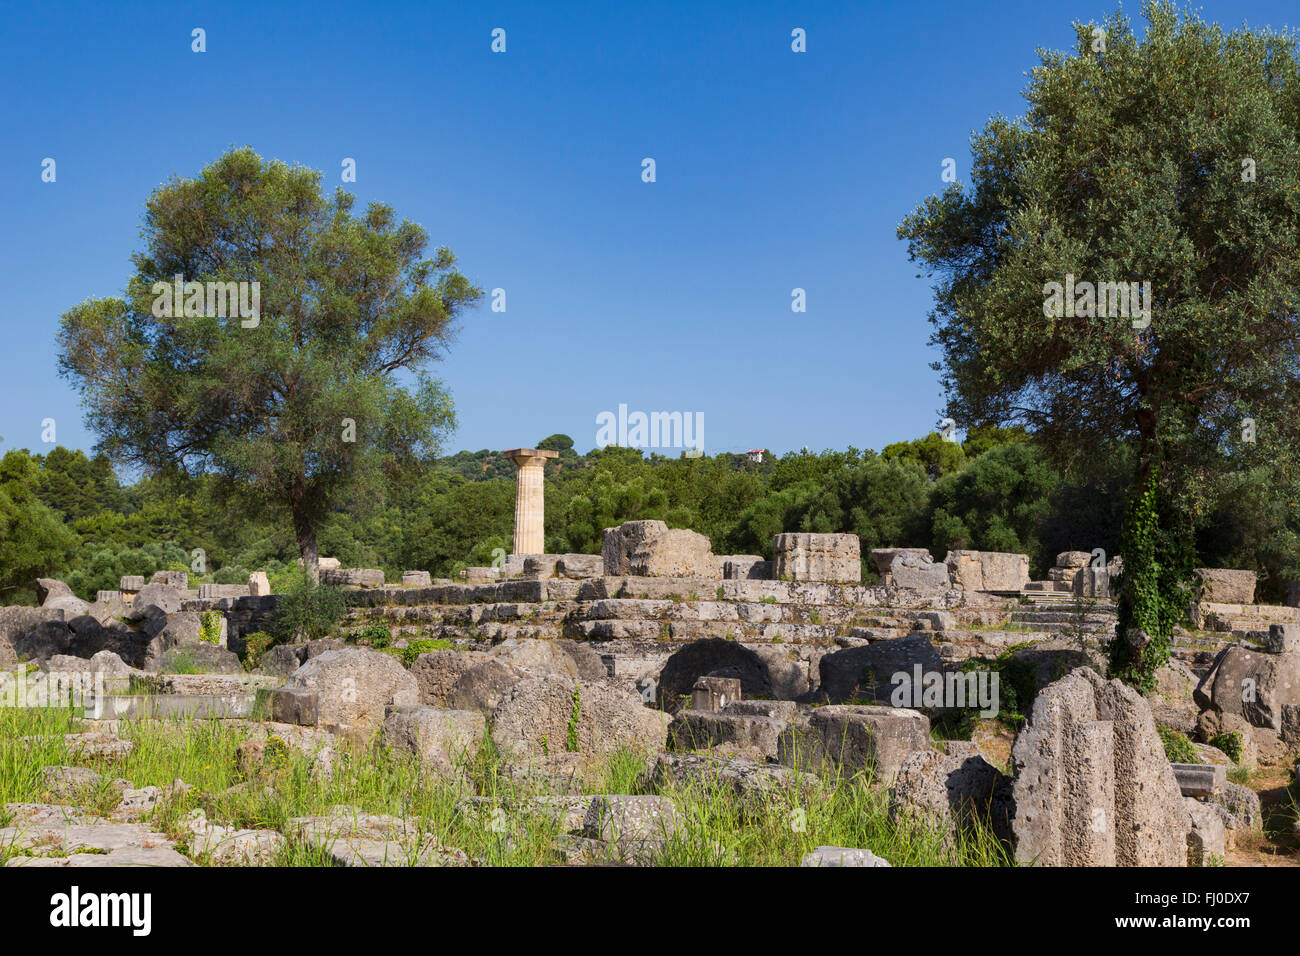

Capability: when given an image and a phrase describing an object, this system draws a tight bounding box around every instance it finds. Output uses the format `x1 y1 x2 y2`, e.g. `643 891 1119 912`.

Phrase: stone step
92 693 262 720
1007 611 1115 625
133 673 281 695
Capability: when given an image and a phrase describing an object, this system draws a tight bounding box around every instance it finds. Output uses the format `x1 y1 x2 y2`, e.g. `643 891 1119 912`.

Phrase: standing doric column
504 448 558 555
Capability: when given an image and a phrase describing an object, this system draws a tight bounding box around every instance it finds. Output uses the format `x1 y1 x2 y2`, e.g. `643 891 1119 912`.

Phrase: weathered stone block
1172 762 1224 797
1193 645 1300 742
778 705 930 784
1010 667 1187 866
1267 623 1300 655
197 583 250 600
800 846 891 867
720 555 769 580
285 648 418 736
248 571 271 597
402 570 432 587
1184 797 1226 865
1073 567 1111 599
892 749 1014 847
381 705 485 776
582 795 676 855
320 568 385 589
556 554 603 579
691 675 742 712
817 633 944 705
773 533 860 584
888 551 949 589
602 520 718 578
1195 568 1256 605
869 548 932 574
491 675 669 763
669 710 788 759
944 550 1030 592
656 639 779 711
270 687 319 726
523 555 561 579
119 575 145 592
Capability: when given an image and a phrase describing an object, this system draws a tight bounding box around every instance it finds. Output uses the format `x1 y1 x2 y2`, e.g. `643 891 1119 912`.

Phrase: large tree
0 450 78 599
58 148 480 577
899 1 1300 688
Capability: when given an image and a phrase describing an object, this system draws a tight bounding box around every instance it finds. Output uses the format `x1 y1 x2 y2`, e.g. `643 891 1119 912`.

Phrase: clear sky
2 0 1295 462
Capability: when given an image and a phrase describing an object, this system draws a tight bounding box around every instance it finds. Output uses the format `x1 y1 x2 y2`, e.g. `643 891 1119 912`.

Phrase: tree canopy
57 147 480 574
898 0 1300 688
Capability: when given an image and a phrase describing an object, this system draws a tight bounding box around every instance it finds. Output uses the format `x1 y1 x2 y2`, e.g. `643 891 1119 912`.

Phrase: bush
401 638 455 667
242 631 277 672
1158 726 1200 764
199 610 222 645
350 623 392 649
273 572 346 643
1209 731 1244 764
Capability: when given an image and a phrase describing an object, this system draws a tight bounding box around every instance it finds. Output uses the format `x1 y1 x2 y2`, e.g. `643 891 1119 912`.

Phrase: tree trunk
294 510 319 585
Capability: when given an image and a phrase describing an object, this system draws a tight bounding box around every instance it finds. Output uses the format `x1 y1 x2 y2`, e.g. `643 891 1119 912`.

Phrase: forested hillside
3 425 1294 605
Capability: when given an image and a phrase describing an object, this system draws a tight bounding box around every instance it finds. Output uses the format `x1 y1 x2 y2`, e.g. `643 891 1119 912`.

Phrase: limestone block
944 550 1029 592
778 705 930 784
772 533 861 584
1195 568 1257 605
1010 667 1188 866
888 551 949 589
602 520 718 578
320 568 385 589
869 548 932 574
691 675 742 712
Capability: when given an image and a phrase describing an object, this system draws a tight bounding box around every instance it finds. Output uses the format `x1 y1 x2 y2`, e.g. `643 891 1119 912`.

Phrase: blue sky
2 0 1295 464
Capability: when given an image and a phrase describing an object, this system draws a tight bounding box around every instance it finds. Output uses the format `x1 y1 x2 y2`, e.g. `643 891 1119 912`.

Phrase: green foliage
1109 468 1195 693
1209 731 1244 764
0 450 78 601
241 631 277 672
882 432 966 480
401 639 455 667
898 0 1300 678
536 434 574 453
350 623 392 648
56 147 479 571
928 443 1057 567
565 684 581 753
273 572 347 643
199 611 222 645
162 649 200 675
1158 726 1200 764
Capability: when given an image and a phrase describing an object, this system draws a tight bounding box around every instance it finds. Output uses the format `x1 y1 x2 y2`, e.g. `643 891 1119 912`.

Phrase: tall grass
0 704 1012 866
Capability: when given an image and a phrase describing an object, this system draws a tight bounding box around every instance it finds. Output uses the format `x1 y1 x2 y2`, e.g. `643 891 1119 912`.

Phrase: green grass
0 703 1014 867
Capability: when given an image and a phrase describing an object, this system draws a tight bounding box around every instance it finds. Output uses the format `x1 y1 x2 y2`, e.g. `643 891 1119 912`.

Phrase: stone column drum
504 448 558 556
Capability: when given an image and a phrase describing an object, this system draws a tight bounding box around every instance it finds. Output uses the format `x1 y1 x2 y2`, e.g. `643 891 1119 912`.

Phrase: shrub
401 639 455 667
242 631 277 672
1158 726 1200 764
350 623 392 649
199 610 222 645
1209 731 1244 764
274 572 346 643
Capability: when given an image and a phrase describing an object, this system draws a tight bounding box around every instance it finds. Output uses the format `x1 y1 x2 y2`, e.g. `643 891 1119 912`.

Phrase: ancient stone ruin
3 509 1296 868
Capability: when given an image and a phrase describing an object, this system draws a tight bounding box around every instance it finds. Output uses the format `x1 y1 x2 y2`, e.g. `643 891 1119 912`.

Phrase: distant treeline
1 426 1295 604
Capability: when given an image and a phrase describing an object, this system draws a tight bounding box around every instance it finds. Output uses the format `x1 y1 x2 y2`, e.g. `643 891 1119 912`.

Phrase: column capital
503 448 559 466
